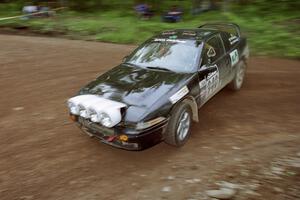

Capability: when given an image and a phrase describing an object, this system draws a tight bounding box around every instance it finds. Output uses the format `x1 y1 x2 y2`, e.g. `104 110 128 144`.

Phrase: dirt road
0 35 299 200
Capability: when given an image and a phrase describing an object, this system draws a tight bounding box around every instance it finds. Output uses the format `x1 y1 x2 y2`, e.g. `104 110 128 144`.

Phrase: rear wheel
229 60 246 91
164 102 192 147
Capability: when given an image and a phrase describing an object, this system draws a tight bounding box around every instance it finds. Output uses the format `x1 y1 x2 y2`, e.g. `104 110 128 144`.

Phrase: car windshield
126 38 202 73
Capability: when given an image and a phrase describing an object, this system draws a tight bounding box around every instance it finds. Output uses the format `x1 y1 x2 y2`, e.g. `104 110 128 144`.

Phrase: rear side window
221 32 239 51
202 35 225 65
220 32 231 51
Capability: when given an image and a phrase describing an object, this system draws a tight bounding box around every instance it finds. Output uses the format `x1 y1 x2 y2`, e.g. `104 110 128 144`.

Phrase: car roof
155 28 221 41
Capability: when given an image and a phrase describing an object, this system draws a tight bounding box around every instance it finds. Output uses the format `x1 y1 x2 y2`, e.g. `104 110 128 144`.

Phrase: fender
182 96 199 122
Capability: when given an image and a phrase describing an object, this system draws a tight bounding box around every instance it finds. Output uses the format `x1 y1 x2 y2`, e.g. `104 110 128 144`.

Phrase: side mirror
198 64 215 74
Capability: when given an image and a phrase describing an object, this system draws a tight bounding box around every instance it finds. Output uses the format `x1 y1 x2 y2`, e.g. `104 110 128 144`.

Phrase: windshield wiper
146 66 172 72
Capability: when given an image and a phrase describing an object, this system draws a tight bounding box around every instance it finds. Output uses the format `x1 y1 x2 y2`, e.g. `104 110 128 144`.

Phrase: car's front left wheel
164 102 192 147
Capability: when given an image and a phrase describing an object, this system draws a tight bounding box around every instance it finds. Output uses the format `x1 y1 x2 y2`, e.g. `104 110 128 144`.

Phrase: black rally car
67 23 249 150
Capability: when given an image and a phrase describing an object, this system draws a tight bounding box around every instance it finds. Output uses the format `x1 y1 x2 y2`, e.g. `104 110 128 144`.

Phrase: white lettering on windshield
154 38 186 43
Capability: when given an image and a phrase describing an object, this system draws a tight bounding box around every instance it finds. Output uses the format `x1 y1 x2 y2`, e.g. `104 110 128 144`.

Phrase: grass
0 4 299 58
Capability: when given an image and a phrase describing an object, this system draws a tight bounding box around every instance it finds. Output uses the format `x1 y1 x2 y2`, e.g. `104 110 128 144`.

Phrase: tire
229 60 247 91
164 102 192 147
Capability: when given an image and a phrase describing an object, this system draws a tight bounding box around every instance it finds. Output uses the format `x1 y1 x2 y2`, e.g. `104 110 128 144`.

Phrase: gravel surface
0 35 299 200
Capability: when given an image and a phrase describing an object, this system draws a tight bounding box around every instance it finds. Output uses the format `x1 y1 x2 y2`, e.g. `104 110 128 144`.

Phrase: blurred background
0 0 299 58
1 1 300 200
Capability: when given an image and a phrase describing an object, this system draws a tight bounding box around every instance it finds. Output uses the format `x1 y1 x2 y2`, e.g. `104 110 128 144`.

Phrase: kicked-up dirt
0 35 299 200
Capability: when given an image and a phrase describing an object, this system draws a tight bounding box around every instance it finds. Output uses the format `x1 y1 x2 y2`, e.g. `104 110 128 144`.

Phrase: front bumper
73 115 168 150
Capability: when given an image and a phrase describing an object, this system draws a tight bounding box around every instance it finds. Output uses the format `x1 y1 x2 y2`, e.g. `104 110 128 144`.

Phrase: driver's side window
202 35 224 66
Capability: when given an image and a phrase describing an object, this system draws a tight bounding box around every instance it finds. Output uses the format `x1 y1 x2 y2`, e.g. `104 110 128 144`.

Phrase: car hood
80 64 193 109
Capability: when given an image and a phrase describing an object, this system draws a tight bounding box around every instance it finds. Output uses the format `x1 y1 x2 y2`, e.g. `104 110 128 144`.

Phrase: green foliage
0 1 299 58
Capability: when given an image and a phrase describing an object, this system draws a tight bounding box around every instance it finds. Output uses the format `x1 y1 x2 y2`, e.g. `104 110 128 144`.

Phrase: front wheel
229 60 247 91
164 102 192 147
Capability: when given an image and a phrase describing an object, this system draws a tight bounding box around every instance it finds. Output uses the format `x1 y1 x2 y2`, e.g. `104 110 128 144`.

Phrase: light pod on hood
78 97 103 119
87 100 125 127
67 95 126 128
67 95 96 115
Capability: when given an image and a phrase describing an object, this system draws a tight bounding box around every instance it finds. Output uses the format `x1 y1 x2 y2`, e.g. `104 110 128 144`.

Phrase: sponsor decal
169 86 189 104
162 31 176 35
199 79 206 88
199 65 220 100
229 35 239 45
182 31 196 36
230 49 239 66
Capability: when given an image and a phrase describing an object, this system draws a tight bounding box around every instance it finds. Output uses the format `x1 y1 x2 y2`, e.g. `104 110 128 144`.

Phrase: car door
197 34 228 106
220 31 240 82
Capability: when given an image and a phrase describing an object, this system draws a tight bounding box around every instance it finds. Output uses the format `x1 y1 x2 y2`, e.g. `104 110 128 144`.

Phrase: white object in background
23 6 38 13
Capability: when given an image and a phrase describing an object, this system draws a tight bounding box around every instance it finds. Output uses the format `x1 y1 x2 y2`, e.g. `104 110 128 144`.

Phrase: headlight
79 105 89 118
89 109 99 122
89 108 113 127
67 94 126 128
67 95 96 115
136 117 166 130
78 98 101 119
99 112 113 127
68 102 79 115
